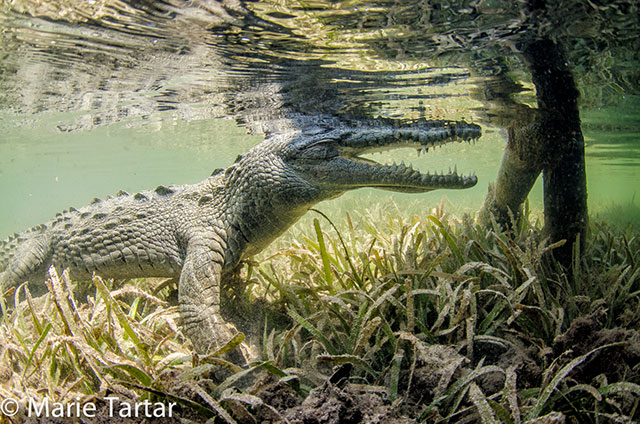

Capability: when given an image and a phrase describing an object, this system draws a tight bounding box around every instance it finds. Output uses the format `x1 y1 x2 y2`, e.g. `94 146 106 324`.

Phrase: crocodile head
225 119 481 208
221 119 481 258
279 119 481 196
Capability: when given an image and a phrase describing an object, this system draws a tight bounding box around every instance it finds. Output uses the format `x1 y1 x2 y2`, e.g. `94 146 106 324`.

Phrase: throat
225 201 312 266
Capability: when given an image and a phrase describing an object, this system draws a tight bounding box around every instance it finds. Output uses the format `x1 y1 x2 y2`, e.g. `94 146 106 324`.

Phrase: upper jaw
337 120 481 155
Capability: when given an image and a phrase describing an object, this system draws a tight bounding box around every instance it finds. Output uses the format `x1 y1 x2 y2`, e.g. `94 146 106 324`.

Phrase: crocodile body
0 120 480 355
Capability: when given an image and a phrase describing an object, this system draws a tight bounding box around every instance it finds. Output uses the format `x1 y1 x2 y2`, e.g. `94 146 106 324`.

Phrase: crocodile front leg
178 243 236 355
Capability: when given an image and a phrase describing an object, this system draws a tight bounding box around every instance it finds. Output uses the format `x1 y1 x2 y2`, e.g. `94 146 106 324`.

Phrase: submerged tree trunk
479 38 588 269
523 39 588 266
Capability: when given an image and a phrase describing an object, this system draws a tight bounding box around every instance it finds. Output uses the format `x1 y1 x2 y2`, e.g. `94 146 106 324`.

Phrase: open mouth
336 121 481 191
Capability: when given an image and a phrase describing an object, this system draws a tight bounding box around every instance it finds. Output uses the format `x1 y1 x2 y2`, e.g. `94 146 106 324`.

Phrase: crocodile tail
0 229 51 292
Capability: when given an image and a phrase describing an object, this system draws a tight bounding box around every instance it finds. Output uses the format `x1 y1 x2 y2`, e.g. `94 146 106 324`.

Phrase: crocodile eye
307 145 330 158
300 142 338 160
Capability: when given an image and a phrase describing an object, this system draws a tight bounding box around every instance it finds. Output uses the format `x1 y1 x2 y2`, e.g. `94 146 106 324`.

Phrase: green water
1 0 639 238
2 104 639 239
0 115 258 237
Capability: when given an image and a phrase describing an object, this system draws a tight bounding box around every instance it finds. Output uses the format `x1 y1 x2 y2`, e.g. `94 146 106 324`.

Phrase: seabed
1 208 639 423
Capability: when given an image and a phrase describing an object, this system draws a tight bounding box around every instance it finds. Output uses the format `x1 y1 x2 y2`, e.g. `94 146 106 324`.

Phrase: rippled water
1 0 639 238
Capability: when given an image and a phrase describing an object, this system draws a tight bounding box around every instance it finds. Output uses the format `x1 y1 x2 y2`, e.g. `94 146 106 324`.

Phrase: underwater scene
0 1 639 422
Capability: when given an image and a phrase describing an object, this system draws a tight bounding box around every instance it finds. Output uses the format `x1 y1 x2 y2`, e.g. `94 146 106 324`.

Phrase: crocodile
0 119 480 356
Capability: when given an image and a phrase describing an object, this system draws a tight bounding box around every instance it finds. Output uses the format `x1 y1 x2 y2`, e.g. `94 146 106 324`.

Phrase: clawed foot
192 321 259 366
